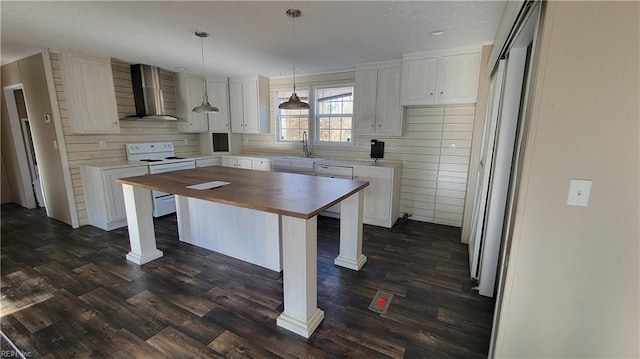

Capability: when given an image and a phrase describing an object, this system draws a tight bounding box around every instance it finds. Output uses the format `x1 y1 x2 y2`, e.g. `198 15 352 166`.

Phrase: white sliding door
468 60 505 279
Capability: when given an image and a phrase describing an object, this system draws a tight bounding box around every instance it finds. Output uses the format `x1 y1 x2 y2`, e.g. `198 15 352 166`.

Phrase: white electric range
126 142 196 217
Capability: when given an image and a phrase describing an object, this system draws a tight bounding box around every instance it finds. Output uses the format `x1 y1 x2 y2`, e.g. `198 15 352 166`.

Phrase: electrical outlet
389 143 396 150
566 179 592 206
243 138 249 145
98 140 106 149
355 142 360 149
184 138 189 145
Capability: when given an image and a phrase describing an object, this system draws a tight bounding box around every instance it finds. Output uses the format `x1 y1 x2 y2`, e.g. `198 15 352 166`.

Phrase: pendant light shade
193 31 219 113
279 92 311 109
279 9 309 110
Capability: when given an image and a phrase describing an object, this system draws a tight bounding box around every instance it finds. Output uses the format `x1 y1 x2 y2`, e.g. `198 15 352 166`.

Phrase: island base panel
122 184 164 264
176 196 282 271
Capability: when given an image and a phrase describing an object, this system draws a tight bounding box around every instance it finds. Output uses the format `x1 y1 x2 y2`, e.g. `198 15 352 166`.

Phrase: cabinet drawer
314 164 353 178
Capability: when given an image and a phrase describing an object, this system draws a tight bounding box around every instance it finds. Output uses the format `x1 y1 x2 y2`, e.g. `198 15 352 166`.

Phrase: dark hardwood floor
0 203 494 358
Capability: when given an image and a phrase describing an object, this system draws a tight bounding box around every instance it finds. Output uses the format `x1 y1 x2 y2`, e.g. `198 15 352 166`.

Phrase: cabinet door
182 77 209 132
221 157 238 168
237 158 252 169
104 166 149 222
251 159 271 171
400 57 438 106
60 51 120 133
353 168 392 222
229 81 245 133
354 68 378 135
195 157 220 167
435 53 480 104
207 80 230 133
375 66 403 135
242 80 260 133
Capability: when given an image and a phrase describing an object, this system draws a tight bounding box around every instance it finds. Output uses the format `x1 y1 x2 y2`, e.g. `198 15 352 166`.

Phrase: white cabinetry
59 49 120 134
195 156 220 167
352 165 402 228
80 164 149 231
251 158 271 171
221 156 271 171
401 49 480 106
176 73 209 133
354 60 403 135
237 158 252 169
229 75 269 133
221 157 238 168
207 77 231 133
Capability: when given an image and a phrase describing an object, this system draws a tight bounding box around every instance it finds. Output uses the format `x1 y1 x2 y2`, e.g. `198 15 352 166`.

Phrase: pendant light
192 31 219 113
279 9 310 109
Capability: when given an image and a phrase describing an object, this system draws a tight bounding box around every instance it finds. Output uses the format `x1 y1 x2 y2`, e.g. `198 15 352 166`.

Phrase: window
275 89 309 142
315 85 354 144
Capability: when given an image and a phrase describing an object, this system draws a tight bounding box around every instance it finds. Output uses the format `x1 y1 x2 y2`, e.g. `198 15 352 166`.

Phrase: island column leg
335 190 367 270
122 184 163 265
277 215 324 338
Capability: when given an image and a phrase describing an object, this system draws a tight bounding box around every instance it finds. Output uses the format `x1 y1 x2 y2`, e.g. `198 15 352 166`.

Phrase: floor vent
368 290 393 314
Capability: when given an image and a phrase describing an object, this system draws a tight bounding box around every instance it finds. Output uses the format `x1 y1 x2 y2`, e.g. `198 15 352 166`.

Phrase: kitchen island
116 166 368 337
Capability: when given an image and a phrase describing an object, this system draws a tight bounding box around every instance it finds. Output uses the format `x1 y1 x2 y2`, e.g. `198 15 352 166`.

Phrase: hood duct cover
121 64 178 121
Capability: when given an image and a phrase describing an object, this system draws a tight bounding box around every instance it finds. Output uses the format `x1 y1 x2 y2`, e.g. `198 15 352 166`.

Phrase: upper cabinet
354 60 403 136
229 75 269 134
207 77 231 133
401 48 481 106
59 49 120 134
176 73 209 133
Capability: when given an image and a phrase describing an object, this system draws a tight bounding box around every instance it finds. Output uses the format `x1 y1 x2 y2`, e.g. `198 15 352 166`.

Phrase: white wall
493 1 639 357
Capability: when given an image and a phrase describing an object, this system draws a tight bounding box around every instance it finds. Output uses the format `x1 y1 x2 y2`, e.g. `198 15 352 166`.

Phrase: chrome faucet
301 131 311 157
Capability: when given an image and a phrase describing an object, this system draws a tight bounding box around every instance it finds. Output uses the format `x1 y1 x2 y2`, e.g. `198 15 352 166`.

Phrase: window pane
314 85 354 143
276 88 309 142
319 117 330 130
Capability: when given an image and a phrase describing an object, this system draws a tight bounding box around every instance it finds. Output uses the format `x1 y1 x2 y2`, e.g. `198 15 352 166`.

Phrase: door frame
488 2 543 356
3 84 37 209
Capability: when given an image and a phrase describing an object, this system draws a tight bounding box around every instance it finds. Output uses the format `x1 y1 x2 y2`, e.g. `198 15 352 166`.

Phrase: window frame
274 87 311 144
313 83 355 147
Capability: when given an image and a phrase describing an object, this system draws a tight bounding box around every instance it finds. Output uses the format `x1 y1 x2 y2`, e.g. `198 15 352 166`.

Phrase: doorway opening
3 86 45 210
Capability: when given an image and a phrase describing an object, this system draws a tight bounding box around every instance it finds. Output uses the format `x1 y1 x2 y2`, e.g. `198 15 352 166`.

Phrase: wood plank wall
49 54 201 226
243 72 475 227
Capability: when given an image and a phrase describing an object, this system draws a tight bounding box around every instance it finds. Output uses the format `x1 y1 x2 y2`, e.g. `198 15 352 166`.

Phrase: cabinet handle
371 124 374 127
429 92 434 96
440 91 444 95
378 124 382 127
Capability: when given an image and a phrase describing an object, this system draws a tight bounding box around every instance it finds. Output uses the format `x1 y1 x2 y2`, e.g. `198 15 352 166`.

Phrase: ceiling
1 1 507 78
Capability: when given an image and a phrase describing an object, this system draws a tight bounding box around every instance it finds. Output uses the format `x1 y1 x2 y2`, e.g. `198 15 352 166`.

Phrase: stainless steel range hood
121 64 179 121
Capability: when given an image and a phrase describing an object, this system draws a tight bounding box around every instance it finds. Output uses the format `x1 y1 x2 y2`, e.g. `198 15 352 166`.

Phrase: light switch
566 179 592 206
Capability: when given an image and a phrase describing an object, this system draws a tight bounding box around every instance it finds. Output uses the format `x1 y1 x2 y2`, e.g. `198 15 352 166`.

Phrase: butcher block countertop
117 166 369 219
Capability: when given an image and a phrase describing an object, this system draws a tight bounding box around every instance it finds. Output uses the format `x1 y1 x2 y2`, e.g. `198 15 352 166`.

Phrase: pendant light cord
291 13 296 94
200 35 207 98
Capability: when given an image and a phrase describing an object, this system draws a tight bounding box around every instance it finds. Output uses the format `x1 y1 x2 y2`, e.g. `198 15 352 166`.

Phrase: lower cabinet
221 157 238 168
353 165 402 228
80 164 149 231
221 156 271 171
195 156 221 167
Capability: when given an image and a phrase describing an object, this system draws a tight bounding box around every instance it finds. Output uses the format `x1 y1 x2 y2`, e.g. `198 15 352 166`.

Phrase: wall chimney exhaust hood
121 64 179 121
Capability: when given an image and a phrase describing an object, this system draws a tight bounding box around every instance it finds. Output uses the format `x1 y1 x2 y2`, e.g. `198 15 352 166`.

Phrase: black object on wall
371 139 384 159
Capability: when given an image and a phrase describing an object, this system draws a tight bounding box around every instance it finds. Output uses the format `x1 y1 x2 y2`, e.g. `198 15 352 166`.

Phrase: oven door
149 161 196 198
148 160 195 217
